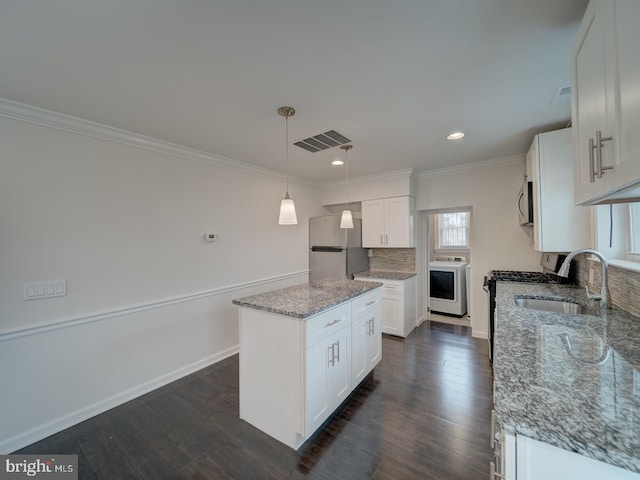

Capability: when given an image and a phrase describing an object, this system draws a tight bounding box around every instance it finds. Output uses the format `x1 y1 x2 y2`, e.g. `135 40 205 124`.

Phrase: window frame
434 211 470 251
627 202 640 261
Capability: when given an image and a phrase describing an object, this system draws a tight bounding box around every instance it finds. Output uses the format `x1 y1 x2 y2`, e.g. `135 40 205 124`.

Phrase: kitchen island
493 281 640 479
232 278 382 449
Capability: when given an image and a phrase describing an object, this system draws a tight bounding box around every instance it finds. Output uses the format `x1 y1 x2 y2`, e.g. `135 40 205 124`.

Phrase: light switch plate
24 280 66 301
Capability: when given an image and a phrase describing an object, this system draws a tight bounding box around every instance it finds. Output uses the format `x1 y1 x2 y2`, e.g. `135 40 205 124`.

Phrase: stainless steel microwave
518 181 534 226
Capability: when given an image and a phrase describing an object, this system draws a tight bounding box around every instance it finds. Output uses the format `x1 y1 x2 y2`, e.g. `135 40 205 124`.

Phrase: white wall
0 105 327 452
320 169 414 206
416 157 542 338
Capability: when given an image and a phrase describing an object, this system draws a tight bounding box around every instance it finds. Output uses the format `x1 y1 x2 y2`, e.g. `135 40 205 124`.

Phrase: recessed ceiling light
331 159 345 166
447 131 465 140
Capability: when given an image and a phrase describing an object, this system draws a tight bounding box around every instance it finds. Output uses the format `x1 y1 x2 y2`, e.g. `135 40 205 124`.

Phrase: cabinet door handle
517 189 525 216
328 344 334 367
589 137 596 183
595 130 613 179
335 340 340 363
370 317 375 335
365 300 376 306
324 319 341 328
385 234 388 245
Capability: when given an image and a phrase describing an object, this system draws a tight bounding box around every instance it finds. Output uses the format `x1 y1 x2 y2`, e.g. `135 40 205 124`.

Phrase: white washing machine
429 260 468 316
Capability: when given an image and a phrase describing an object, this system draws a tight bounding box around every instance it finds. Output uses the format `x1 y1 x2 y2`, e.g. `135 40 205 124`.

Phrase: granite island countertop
232 278 382 319
354 270 417 281
493 281 640 473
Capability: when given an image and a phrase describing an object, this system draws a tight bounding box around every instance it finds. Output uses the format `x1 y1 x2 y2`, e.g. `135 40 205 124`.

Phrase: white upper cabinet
528 128 590 252
361 196 415 248
572 0 640 205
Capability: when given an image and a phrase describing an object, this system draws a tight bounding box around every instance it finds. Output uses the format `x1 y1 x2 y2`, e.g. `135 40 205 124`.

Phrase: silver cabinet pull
324 319 341 328
517 189 525 216
380 234 383 245
589 137 596 183
328 344 334 367
385 234 388 245
334 340 340 364
365 300 376 306
595 130 613 179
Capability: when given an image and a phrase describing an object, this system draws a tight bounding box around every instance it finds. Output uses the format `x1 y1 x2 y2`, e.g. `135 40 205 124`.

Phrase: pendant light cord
285 114 289 195
344 148 349 209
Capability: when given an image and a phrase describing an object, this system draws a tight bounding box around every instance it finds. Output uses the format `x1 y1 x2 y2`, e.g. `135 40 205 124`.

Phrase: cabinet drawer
381 280 404 295
352 289 381 317
305 304 350 347
354 277 405 295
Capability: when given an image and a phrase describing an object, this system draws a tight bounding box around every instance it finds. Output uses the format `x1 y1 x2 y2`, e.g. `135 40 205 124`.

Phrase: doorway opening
424 208 472 328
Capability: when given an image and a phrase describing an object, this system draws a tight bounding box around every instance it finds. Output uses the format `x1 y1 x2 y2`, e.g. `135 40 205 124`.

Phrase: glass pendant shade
340 209 354 229
279 193 298 225
339 144 354 229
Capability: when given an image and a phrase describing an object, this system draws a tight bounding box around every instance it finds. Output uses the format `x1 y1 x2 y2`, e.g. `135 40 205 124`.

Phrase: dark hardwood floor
17 321 494 479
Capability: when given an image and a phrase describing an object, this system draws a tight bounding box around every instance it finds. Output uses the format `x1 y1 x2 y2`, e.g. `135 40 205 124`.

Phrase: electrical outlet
589 268 595 285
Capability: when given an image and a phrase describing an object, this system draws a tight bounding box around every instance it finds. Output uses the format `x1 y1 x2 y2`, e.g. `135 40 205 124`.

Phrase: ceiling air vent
293 130 352 153
552 85 572 105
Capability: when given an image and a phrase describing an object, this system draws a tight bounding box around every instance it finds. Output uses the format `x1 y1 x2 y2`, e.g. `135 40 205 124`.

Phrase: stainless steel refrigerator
309 215 369 282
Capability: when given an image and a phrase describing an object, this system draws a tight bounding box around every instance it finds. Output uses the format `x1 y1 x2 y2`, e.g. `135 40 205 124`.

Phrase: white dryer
429 259 468 316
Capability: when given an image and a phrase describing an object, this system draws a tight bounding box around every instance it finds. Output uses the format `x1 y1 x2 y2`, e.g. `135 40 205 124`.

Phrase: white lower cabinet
351 292 382 386
354 276 416 338
499 432 640 480
306 326 351 435
238 288 382 450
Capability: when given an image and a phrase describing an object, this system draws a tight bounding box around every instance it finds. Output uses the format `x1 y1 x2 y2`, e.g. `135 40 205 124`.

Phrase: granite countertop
354 270 417 281
494 281 640 473
232 278 382 319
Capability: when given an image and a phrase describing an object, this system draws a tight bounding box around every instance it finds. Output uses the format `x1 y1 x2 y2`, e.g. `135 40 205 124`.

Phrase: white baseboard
1 345 238 454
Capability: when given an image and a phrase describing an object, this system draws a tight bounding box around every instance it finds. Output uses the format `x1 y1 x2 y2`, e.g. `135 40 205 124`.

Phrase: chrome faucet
557 249 609 309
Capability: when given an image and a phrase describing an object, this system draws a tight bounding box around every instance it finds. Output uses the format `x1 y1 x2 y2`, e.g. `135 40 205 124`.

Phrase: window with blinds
436 211 470 249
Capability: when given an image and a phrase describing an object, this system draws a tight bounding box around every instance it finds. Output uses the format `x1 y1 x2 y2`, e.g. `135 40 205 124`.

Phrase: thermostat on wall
204 233 217 243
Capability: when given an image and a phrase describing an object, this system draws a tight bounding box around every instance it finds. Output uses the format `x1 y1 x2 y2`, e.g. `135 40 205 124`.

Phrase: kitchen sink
514 297 586 314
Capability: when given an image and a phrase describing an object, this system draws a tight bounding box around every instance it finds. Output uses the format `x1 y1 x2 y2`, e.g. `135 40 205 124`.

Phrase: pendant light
277 106 297 225
339 144 354 229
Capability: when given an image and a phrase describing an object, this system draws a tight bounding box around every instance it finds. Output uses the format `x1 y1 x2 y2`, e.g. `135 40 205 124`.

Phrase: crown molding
417 155 525 180
0 98 317 187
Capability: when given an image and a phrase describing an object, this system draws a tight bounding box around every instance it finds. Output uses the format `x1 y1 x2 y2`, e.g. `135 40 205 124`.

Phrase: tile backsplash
576 259 640 318
369 248 416 272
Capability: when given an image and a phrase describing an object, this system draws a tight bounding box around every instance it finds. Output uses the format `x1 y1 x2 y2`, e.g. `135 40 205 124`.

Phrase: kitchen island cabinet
233 279 381 450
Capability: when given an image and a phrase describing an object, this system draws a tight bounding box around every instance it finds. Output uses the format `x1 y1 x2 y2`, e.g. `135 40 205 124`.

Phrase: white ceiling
0 0 588 183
